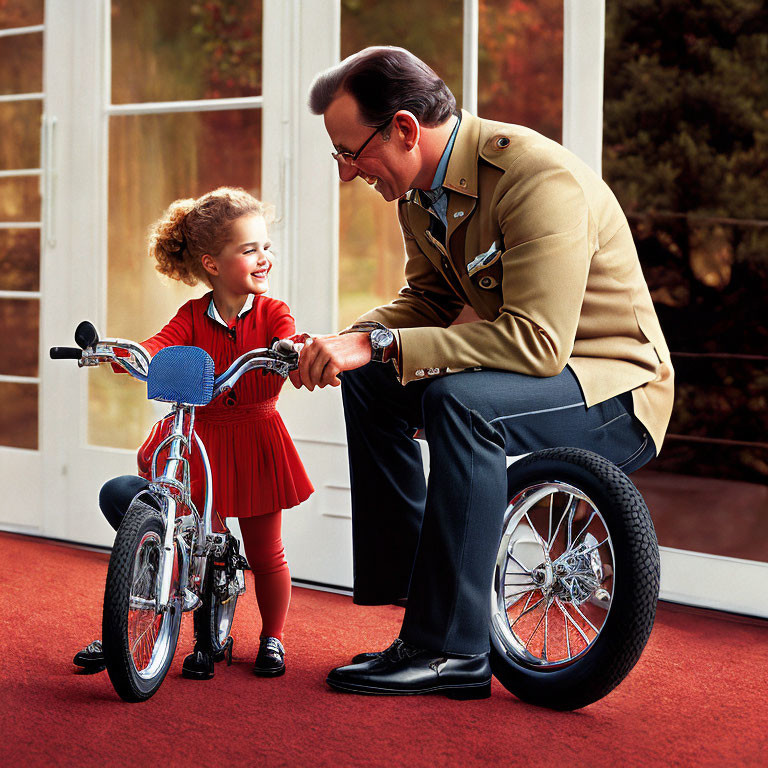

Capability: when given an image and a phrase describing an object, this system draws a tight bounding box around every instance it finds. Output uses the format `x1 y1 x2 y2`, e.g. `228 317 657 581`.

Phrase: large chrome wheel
492 481 615 669
103 500 182 702
490 448 659 710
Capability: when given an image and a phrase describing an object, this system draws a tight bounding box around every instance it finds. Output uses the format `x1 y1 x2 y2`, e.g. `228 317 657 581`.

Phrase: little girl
74 187 313 679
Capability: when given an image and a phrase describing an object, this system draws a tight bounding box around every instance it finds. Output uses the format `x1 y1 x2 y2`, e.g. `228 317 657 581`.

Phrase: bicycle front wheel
102 500 182 702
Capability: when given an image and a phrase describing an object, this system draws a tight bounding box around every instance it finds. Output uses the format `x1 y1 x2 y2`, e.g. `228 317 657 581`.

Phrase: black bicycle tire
194 545 239 657
102 500 182 702
490 447 660 710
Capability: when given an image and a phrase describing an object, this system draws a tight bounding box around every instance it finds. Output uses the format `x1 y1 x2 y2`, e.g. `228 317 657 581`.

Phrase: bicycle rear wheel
195 534 246 658
102 500 182 702
489 447 660 710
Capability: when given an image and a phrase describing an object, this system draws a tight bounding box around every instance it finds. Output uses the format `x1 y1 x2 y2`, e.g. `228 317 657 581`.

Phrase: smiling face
323 91 424 201
203 213 273 297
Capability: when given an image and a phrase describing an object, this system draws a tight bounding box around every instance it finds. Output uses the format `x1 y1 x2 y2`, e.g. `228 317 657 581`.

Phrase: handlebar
50 322 301 398
211 338 299 399
50 347 83 360
49 320 151 381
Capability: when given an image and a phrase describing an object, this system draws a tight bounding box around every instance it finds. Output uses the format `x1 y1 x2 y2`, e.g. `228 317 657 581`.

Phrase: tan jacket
358 111 674 453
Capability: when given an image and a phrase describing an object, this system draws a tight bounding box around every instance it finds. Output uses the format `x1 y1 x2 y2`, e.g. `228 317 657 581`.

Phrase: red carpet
0 532 765 767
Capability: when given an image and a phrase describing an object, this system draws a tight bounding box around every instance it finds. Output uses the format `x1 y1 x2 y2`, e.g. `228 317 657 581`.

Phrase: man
293 46 673 699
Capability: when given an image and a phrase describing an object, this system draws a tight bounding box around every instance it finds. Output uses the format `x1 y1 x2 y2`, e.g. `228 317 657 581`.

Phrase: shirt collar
430 114 461 191
206 293 255 327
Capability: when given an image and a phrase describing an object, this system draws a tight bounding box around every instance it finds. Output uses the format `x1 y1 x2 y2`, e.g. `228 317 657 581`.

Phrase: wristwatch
369 327 395 363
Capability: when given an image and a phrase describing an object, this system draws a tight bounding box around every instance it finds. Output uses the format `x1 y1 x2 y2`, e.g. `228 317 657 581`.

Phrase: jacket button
428 367 440 376
480 276 493 289
459 178 467 187
415 369 425 377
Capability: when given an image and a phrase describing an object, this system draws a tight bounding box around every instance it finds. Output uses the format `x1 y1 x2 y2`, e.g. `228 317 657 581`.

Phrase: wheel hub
532 533 604 606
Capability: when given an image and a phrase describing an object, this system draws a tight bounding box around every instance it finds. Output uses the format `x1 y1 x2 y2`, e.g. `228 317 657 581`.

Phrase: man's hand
289 333 372 391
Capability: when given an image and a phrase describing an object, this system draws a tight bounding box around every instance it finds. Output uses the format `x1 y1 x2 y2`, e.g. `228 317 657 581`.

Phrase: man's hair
308 46 457 128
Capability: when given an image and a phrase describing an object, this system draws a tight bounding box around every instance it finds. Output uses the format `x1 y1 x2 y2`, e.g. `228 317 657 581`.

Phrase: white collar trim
206 293 255 327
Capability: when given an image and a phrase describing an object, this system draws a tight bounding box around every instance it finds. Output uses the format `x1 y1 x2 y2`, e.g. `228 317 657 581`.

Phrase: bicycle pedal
212 637 234 666
231 553 250 571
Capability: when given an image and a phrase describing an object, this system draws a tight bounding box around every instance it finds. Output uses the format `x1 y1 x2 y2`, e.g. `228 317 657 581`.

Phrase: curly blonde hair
148 187 273 287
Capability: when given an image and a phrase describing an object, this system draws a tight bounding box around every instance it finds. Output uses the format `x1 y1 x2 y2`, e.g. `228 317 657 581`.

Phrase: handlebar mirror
75 321 99 350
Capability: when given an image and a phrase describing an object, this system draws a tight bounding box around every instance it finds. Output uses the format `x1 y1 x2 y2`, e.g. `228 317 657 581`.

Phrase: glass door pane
91 2 263 450
0 14 43 453
478 0 563 142
338 0 463 330
111 0 263 103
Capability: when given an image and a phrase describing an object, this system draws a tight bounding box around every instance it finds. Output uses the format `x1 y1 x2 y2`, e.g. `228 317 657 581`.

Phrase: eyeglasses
331 121 390 166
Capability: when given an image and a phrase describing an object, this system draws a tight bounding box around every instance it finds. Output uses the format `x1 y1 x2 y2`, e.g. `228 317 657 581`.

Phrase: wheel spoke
507 553 533 574
572 510 598 548
563 606 572 660
547 494 553 553
504 573 534 585
522 511 549 551
555 598 591 645
580 536 609 556
569 601 601 634
524 597 552 651
549 492 574 549
505 585 538 609
510 594 546 630
566 497 579 549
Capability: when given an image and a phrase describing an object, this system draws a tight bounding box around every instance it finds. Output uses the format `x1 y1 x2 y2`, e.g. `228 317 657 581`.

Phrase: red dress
137 293 313 519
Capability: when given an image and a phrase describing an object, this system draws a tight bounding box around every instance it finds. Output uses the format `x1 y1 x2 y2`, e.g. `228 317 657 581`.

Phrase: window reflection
603 2 768 561
89 108 262 450
0 298 39 377
0 382 37 450
338 0 462 330
0 102 41 170
0 1 44 29
0 230 39 291
111 0 262 103
0 177 40 221
478 0 563 141
0 33 42 95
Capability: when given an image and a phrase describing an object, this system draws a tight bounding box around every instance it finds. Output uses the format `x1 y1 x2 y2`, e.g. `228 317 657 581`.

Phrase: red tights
237 512 291 642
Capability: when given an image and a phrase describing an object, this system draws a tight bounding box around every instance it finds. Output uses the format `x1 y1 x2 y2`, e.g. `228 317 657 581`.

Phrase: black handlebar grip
75 321 99 350
275 339 296 355
50 347 83 360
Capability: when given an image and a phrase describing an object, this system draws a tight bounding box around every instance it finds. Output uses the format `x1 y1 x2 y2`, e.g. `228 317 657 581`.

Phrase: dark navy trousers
340 362 654 655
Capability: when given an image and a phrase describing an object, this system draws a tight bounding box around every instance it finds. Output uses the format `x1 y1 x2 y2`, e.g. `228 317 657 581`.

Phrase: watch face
370 328 394 349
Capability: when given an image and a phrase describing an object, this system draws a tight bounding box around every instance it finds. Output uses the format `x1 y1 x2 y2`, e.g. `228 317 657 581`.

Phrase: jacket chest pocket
468 239 503 292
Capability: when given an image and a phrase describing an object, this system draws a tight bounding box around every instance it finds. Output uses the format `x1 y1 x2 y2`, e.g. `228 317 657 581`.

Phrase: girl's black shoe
73 640 106 673
182 648 215 680
253 636 285 677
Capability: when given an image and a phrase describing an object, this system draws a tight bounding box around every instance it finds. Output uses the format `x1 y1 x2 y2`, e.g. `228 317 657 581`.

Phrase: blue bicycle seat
146 346 215 405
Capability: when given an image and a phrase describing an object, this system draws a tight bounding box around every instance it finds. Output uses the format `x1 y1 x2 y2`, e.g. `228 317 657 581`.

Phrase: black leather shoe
350 637 403 664
73 640 106 674
327 638 491 699
182 648 214 680
253 636 285 677
351 650 382 664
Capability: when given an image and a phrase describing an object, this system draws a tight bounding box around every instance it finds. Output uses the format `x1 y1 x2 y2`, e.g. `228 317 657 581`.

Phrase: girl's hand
289 333 372 391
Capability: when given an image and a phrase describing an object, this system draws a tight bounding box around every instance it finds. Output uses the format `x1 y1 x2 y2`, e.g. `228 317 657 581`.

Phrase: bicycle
51 321 299 702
